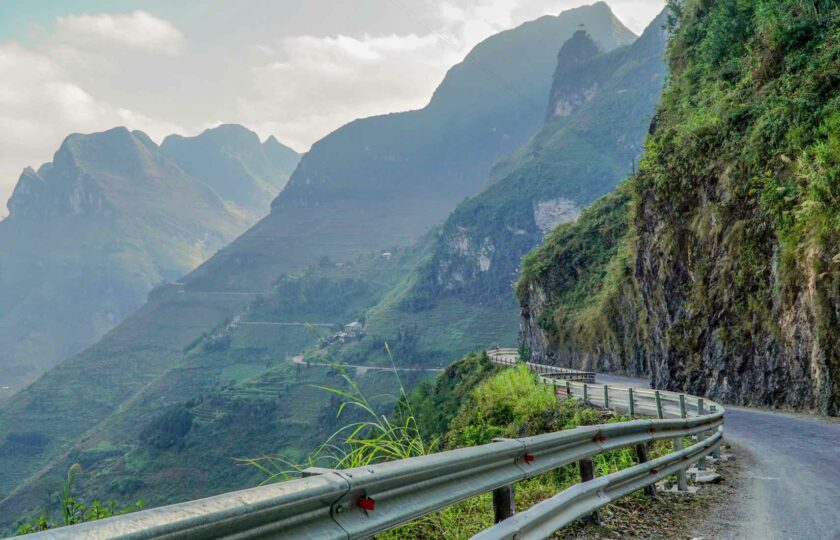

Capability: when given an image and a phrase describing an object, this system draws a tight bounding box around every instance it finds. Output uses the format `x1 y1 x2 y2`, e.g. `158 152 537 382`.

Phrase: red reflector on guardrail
358 497 375 511
598 435 607 443
524 454 535 463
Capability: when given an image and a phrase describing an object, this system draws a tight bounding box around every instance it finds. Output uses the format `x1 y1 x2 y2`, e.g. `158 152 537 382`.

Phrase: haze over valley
1 1 839 538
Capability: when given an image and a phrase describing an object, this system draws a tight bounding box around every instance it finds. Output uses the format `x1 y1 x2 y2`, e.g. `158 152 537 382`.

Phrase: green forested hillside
0 6 636 530
329 11 669 382
518 0 840 415
0 125 299 395
1 247 425 527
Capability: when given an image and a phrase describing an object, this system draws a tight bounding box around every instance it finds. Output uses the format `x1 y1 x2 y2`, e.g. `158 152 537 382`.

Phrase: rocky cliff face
546 30 603 119
518 1 840 415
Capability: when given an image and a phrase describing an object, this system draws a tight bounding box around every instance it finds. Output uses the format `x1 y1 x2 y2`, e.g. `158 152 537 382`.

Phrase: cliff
518 1 840 415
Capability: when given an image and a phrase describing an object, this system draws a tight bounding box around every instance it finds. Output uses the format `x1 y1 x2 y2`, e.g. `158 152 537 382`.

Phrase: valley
2 1 840 537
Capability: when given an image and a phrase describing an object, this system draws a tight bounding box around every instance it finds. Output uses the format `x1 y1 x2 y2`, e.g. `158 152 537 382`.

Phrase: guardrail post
565 380 572 399
634 444 657 497
672 437 688 491
672 394 689 492
583 383 588 405
603 385 610 409
710 405 721 458
696 398 707 470
628 388 635 417
492 484 515 523
578 458 598 523
654 390 664 419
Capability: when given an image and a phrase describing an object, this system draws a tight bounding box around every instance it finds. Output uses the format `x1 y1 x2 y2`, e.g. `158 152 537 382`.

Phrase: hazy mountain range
0 2 658 529
0 124 299 393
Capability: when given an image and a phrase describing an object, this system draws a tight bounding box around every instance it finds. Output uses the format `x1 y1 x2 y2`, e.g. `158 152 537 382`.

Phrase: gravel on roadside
555 442 745 539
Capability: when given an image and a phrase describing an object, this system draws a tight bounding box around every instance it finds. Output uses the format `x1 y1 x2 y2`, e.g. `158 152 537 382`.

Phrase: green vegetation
275 356 671 539
518 0 840 412
245 348 432 479
0 247 426 533
17 464 142 535
409 353 502 440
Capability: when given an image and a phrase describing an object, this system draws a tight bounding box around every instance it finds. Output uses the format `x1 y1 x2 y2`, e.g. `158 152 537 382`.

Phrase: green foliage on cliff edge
518 0 840 412
384 357 659 538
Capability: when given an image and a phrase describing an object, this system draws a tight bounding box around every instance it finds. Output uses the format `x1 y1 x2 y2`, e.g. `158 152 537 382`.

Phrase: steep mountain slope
162 124 299 218
185 2 636 292
518 0 840 415
0 126 298 395
343 11 669 369
83 14 676 503
0 247 424 527
0 6 636 528
409 14 668 308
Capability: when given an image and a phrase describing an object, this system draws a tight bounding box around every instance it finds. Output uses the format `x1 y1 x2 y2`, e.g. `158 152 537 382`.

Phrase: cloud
54 10 184 55
0 40 185 216
235 32 463 151
233 1 551 152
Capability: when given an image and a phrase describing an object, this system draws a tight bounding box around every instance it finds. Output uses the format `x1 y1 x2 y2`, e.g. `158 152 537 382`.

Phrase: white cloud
235 32 463 151
54 10 184 55
0 40 185 216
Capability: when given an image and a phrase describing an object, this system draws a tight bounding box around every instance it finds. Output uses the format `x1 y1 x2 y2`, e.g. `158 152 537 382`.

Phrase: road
290 355 442 374
598 373 840 540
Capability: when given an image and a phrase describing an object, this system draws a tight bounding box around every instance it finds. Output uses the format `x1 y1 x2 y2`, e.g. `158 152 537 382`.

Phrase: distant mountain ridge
409 11 669 308
186 2 636 292
0 125 299 392
162 124 298 218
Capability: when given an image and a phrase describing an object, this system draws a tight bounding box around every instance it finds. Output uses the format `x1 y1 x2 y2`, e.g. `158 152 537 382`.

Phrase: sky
0 0 664 215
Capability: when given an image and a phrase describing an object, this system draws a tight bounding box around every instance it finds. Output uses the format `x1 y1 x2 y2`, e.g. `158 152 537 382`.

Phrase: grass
16 464 143 535
242 343 432 479
244 356 674 539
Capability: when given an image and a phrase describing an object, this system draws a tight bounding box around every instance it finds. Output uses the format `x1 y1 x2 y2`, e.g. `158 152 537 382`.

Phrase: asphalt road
597 374 840 540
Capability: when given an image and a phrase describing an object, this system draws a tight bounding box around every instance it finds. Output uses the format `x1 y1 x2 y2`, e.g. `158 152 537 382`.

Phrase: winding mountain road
290 355 442 374
598 374 840 540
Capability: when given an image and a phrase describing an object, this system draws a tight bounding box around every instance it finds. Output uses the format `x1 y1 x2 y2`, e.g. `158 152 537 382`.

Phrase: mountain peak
557 30 602 69
547 30 605 119
162 124 299 214
163 124 261 152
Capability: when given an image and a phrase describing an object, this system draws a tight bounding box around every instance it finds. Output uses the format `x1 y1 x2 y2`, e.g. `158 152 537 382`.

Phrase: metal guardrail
487 349 596 383
25 355 724 540
473 432 723 540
